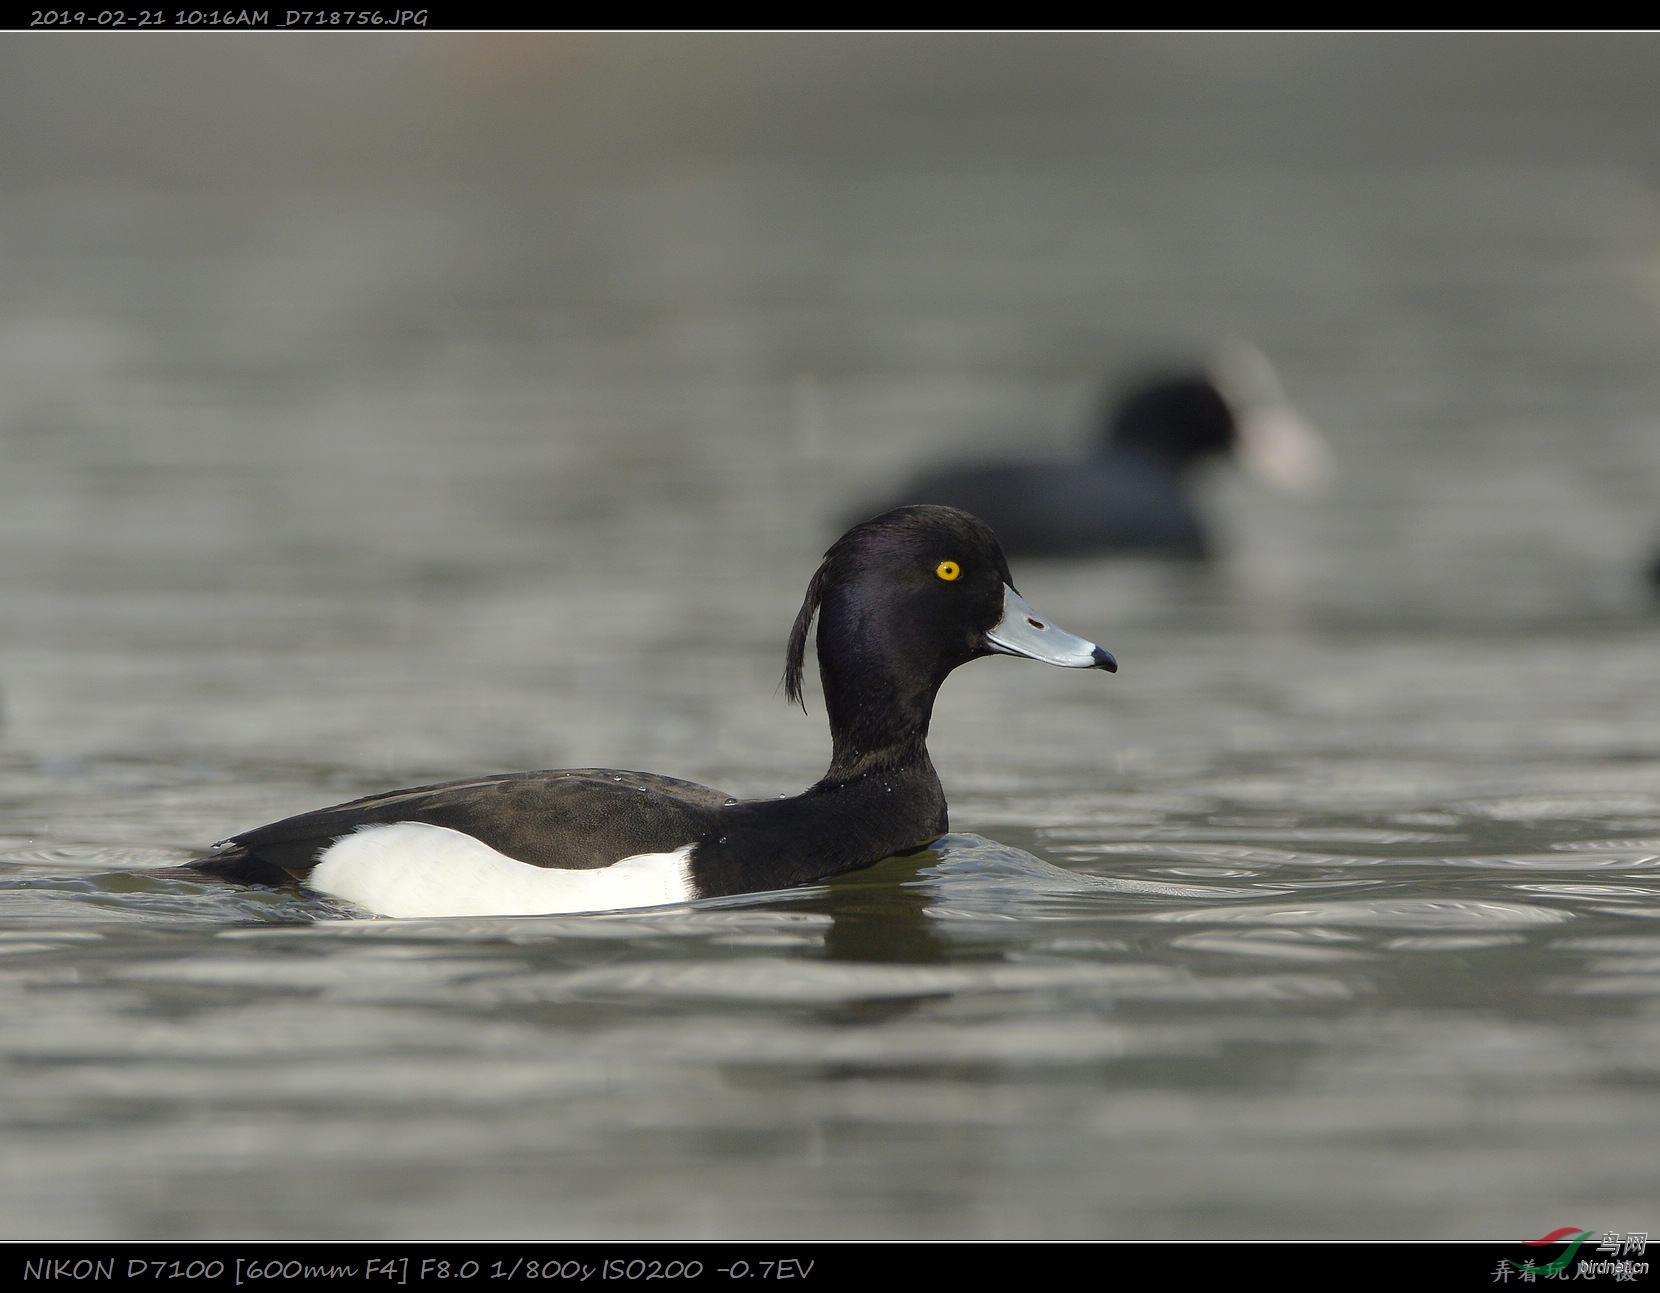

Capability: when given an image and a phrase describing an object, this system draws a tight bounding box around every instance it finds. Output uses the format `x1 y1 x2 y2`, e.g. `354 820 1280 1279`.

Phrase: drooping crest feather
783 559 829 712
783 511 887 712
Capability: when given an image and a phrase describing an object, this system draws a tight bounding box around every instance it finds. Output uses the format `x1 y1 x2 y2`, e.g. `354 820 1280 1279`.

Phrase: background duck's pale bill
1236 405 1336 493
985 587 1118 671
1208 338 1336 494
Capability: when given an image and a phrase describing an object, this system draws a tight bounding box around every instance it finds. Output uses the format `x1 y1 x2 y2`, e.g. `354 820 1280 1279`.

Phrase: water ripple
423 958 1356 1006
1070 842 1660 871
1147 898 1572 928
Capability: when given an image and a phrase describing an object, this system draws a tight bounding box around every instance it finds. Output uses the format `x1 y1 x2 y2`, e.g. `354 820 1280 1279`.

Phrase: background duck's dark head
785 505 1113 774
1102 343 1334 492
1101 372 1237 469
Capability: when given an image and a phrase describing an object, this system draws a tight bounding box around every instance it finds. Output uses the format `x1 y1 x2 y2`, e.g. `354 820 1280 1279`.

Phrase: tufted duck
187 506 1116 917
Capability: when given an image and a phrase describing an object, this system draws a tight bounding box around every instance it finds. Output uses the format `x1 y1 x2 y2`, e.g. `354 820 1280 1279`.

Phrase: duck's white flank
308 822 696 918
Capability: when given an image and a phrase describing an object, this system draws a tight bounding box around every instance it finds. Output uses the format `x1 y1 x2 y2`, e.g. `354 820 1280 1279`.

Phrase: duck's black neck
696 634 951 902
823 709 935 784
815 600 948 786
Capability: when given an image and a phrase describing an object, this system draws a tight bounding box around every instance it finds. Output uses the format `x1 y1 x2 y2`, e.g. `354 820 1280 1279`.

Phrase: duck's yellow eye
935 560 961 582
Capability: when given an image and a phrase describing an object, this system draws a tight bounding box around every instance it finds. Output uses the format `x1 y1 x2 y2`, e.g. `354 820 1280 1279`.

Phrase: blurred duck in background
866 341 1333 558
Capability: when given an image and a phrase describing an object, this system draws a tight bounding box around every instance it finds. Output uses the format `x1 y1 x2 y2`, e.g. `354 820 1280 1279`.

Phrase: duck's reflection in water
815 849 945 963
776 849 949 1025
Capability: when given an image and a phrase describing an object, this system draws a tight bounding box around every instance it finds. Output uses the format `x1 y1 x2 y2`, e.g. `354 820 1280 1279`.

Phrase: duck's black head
1101 372 1237 469
786 505 1114 777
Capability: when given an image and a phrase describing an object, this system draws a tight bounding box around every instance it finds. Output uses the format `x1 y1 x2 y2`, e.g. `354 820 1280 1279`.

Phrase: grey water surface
4 41 1660 1241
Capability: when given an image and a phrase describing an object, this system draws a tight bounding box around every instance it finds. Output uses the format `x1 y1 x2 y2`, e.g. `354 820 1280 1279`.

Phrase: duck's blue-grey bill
986 586 1117 672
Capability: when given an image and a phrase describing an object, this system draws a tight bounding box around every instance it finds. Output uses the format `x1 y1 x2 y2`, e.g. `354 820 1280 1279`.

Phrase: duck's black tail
175 844 304 888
